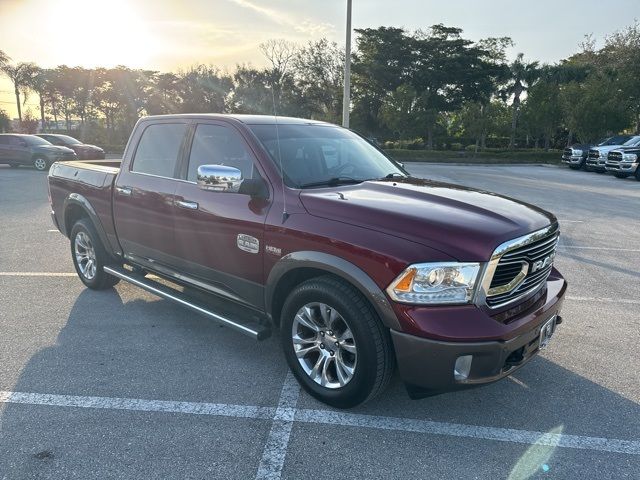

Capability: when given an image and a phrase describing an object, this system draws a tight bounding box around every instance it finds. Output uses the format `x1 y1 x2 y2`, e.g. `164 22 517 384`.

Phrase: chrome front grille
483 226 559 309
563 148 573 158
588 149 599 158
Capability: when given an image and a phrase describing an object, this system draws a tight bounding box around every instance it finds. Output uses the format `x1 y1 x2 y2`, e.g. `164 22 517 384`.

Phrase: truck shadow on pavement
1 285 639 478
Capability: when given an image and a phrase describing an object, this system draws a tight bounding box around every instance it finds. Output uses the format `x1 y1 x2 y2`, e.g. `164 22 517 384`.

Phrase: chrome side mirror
196 164 243 192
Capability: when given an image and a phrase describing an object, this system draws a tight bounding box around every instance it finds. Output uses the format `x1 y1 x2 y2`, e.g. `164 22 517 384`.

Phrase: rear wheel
33 157 49 171
70 218 120 290
280 275 394 408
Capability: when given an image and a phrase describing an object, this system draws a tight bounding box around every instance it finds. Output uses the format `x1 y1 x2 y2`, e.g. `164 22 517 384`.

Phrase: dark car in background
563 135 633 170
36 134 105 160
0 134 77 171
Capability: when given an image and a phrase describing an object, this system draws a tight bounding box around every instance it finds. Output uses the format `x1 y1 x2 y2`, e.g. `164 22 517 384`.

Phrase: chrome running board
104 266 270 341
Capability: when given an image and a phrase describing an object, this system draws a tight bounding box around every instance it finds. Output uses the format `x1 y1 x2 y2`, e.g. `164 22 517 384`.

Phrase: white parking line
0 272 77 277
255 372 301 480
566 296 640 305
1 389 638 456
558 245 640 253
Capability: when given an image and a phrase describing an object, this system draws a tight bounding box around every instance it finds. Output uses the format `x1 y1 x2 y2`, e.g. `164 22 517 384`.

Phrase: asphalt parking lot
1 163 639 479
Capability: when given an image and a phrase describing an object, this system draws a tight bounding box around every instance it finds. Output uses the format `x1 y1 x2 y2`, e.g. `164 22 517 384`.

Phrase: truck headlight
386 262 481 304
622 153 638 162
573 149 583 156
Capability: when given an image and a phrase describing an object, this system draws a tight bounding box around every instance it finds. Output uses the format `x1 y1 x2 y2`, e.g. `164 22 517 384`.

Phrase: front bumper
391 275 567 398
586 158 606 170
605 162 638 174
562 155 583 165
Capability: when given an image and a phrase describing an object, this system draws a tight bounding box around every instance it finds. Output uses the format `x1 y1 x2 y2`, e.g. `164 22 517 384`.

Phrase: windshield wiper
298 177 365 189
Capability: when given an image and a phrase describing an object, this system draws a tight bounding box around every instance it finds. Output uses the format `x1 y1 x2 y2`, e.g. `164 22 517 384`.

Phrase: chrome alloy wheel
74 231 97 280
291 302 357 389
33 158 47 171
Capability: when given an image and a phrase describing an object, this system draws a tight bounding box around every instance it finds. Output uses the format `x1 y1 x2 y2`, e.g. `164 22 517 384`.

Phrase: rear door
172 122 271 308
0 136 9 162
8 136 30 164
113 120 189 269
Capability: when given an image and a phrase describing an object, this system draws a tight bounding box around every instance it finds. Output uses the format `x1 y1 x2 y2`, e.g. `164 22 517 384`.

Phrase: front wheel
614 173 628 179
70 218 120 290
280 276 394 408
33 157 49 171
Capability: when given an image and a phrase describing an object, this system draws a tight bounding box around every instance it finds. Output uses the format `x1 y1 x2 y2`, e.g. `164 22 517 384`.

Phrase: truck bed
48 160 122 255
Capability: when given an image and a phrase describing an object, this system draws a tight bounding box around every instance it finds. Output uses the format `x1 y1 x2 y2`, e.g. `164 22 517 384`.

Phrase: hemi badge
237 234 259 254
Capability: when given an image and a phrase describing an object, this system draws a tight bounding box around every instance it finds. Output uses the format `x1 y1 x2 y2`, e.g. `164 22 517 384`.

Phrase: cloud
226 0 334 37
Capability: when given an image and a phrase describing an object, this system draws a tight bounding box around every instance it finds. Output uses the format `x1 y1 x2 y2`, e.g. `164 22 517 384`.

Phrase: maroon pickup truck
48 114 566 408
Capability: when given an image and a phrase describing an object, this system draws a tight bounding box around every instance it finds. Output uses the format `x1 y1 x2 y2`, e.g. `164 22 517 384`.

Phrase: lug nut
320 331 325 337
330 351 335 356
334 342 340 347
327 330 333 336
320 343 325 349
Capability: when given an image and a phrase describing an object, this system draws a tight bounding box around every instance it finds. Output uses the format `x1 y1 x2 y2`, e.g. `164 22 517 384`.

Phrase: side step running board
104 266 271 341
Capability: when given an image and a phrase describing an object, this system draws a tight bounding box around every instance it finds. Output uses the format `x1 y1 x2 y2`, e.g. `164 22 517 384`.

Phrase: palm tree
27 67 53 131
0 50 9 68
504 53 539 149
1 62 36 122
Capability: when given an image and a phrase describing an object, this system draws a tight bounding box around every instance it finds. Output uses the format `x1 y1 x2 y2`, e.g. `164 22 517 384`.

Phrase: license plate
539 315 557 350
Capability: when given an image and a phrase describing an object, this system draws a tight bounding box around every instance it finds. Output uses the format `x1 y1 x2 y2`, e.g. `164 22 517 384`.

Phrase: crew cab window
132 123 187 178
187 124 255 182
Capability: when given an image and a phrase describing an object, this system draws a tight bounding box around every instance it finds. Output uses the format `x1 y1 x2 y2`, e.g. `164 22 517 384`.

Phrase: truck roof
140 113 333 126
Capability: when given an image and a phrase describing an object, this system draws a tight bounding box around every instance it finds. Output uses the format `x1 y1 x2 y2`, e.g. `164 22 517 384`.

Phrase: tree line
1 22 638 150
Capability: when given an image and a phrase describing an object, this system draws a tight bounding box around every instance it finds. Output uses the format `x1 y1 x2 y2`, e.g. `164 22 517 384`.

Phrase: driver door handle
176 200 199 210
115 186 132 196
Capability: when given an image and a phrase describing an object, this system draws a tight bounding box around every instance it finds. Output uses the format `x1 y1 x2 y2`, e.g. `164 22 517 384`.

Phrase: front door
113 121 189 269
172 122 271 309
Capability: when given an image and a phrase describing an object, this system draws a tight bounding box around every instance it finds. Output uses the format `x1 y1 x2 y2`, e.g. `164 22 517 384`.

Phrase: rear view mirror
197 164 242 192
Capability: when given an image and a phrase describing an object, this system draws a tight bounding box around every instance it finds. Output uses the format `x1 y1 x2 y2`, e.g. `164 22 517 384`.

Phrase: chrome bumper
605 162 639 173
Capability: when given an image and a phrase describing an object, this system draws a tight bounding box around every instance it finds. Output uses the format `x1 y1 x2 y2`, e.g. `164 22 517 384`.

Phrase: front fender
265 251 401 330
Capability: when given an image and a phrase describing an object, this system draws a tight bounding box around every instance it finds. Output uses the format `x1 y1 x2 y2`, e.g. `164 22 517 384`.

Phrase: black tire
33 157 49 171
595 169 605 174
569 165 580 170
614 173 628 179
8 163 19 168
280 275 395 408
70 218 120 290
636 168 640 181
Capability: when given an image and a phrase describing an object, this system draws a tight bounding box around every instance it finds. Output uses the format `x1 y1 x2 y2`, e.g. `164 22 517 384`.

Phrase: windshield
622 136 640 147
55 135 82 145
24 136 52 146
600 136 630 146
248 124 405 188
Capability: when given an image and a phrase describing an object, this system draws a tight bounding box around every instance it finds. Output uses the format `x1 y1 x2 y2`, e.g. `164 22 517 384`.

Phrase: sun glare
44 0 157 68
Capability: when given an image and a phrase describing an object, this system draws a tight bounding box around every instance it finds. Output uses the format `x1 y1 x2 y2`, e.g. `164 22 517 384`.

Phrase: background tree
503 53 540 148
1 62 36 122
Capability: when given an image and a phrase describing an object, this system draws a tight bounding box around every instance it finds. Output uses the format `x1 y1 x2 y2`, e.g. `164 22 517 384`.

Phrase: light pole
342 0 352 128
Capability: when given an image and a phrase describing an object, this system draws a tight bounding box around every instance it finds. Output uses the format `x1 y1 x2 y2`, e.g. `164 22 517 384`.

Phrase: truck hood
299 178 556 261
591 145 624 154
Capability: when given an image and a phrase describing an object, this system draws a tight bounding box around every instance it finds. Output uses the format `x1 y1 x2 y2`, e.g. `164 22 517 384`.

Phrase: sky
1 0 638 118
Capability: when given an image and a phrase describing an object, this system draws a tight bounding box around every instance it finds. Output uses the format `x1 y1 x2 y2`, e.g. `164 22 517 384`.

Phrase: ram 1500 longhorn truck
562 135 632 169
586 135 640 172
48 114 567 408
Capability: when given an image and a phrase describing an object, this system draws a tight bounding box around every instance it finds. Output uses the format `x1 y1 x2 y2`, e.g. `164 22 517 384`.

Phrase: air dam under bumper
391 276 566 399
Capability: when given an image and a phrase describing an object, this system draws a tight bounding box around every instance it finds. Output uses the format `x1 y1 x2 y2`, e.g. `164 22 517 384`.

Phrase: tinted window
9 136 27 146
248 124 404 188
132 123 187 178
187 124 255 182
622 136 640 147
24 136 51 146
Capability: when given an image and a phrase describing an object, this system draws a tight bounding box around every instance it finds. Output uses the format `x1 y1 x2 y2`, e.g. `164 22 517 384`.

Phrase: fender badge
265 245 282 257
237 234 259 254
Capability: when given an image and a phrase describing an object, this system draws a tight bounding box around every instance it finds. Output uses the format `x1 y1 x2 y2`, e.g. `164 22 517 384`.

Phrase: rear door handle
176 200 199 210
115 186 132 196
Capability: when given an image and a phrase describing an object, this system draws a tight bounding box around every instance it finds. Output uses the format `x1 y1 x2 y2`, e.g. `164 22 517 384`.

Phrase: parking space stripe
0 272 77 277
566 296 640 305
1 388 638 456
294 409 640 455
255 372 301 480
558 245 640 252
0 391 275 419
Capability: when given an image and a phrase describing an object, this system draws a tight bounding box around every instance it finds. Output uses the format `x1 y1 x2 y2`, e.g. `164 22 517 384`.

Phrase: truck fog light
454 355 473 381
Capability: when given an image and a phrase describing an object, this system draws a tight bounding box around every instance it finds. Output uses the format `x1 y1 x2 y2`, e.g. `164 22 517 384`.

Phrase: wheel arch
266 251 401 330
62 193 115 259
